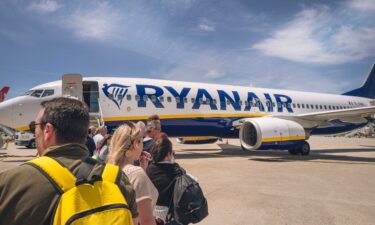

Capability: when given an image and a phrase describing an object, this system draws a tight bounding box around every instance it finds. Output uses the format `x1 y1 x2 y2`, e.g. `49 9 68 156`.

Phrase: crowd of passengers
85 114 189 225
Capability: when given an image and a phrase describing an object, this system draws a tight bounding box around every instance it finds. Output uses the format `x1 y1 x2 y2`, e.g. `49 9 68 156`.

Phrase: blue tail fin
343 63 375 99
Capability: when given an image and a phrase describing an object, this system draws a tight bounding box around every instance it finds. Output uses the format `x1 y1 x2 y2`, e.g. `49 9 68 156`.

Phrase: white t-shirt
123 165 159 210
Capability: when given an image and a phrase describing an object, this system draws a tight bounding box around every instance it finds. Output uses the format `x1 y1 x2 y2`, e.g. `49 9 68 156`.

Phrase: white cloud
27 0 61 14
59 2 120 41
198 18 215 32
204 70 225 79
346 0 375 12
252 4 375 65
199 24 215 32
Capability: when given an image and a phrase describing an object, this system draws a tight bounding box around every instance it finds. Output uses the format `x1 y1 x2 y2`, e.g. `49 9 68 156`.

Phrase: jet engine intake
239 117 310 154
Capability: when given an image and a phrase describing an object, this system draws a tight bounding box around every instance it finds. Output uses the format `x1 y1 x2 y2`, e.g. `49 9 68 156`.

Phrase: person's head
107 122 144 167
147 114 161 132
32 97 89 155
136 121 146 136
97 134 112 150
146 120 161 138
147 114 160 122
151 133 174 163
98 126 108 136
88 125 97 137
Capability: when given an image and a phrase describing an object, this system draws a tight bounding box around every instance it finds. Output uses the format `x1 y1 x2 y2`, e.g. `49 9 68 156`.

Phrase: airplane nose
0 100 14 128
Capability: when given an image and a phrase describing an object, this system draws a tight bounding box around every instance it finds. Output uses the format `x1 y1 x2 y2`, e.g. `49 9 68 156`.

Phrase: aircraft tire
300 141 310 155
288 149 299 155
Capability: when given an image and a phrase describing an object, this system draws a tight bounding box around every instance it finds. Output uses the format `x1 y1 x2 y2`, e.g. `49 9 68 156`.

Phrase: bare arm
137 198 156 225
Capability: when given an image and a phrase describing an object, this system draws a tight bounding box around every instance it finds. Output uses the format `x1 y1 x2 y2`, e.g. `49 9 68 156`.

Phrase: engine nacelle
240 117 306 151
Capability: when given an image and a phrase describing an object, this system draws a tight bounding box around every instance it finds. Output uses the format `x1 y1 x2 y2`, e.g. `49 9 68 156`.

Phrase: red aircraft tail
0 86 10 102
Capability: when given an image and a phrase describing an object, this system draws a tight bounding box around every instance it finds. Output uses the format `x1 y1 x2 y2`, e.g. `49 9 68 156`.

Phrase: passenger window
227 100 230 105
277 102 281 108
213 99 217 105
239 100 243 105
329 106 332 110
126 94 132 101
199 98 203 104
184 97 188 103
320 105 322 109
306 104 309 109
244 100 249 106
143 95 148 101
191 98 195 103
292 103 296 108
167 97 172 102
272 102 275 107
302 104 305 108
176 97 180 103
151 95 157 102
30 90 44 98
206 99 211 104
315 105 318 109
159 96 164 102
297 104 300 108
42 89 54 97
135 95 140 101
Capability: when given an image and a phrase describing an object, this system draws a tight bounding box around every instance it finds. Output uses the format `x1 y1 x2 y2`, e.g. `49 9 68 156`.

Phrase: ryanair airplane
1 64 375 155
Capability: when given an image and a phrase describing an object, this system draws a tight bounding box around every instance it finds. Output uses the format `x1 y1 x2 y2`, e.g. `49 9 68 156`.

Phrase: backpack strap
28 156 76 193
102 163 121 184
165 165 186 223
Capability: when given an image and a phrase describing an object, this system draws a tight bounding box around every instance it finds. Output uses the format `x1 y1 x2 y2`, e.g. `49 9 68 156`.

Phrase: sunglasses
29 121 47 132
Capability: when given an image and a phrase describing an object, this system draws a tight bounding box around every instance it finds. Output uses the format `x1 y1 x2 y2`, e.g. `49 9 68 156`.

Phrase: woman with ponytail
107 122 158 225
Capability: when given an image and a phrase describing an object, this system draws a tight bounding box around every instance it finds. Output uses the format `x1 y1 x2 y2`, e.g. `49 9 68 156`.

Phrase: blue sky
1 0 375 99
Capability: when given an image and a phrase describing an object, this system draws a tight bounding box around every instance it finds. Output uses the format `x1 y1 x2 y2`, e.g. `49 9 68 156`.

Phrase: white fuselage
0 77 371 137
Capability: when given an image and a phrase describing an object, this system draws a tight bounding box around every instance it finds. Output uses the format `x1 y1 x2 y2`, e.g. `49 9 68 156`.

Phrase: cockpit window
24 90 33 96
30 90 44 98
42 89 54 97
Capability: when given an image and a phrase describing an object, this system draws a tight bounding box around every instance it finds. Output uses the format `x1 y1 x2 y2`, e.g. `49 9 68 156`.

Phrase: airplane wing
273 106 375 129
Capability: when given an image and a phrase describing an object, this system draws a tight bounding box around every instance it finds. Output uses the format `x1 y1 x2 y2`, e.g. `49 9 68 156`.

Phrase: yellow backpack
28 156 133 225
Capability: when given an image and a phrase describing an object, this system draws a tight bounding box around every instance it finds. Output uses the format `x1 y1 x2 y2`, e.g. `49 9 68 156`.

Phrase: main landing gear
288 141 310 156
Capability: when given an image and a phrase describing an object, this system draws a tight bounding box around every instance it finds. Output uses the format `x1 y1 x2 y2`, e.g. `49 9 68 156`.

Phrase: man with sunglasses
0 97 138 225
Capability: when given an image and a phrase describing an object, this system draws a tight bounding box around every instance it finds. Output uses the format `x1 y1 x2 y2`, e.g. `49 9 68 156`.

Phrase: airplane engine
239 117 310 155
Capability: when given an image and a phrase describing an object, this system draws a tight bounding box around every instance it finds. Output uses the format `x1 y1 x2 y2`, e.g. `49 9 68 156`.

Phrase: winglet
343 63 375 99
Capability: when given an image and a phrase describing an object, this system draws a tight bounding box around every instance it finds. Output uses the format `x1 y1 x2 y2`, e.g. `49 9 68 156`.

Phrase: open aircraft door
62 74 83 101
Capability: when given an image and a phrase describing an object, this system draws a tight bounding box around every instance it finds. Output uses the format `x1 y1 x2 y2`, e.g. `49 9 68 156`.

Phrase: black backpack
166 171 208 225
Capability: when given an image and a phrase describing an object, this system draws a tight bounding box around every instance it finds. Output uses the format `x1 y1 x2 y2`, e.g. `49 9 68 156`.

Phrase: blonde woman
108 123 158 225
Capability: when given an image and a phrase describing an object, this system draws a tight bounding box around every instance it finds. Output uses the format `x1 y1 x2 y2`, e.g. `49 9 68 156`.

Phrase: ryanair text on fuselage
103 84 294 113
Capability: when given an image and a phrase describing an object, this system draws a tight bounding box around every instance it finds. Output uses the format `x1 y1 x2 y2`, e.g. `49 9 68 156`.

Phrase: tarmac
1 136 375 225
